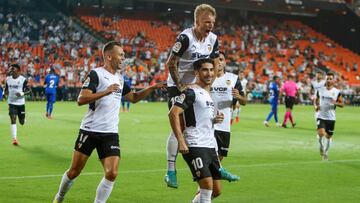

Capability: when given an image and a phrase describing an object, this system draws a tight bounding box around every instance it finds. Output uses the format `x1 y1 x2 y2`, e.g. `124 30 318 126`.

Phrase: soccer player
52 41 164 203
4 63 31 145
314 72 343 161
280 75 299 128
231 71 247 124
168 58 223 203
165 3 221 188
44 67 60 119
210 52 245 180
310 72 326 120
264 76 281 127
121 69 132 112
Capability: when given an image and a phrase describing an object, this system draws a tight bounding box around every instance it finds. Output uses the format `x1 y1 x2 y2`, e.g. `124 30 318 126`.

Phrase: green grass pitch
0 102 359 203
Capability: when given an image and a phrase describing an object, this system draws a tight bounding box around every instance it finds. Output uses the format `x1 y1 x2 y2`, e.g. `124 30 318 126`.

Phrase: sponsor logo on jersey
172 42 182 53
206 101 214 107
191 53 210 59
211 87 228 92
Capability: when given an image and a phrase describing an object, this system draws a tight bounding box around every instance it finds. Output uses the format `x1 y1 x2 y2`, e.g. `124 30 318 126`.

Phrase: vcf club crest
226 80 231 86
207 44 212 52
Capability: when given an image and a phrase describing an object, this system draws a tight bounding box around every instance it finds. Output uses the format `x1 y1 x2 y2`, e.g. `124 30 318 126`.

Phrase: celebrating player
314 72 344 160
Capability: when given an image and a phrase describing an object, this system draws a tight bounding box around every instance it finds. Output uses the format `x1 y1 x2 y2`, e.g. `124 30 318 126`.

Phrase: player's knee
105 170 118 181
67 168 81 179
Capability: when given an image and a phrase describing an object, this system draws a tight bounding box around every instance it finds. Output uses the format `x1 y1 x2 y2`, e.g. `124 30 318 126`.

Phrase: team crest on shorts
196 170 201 177
172 42 182 53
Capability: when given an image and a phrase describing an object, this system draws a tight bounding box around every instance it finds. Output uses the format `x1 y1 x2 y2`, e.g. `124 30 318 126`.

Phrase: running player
52 41 164 203
44 67 60 119
311 72 326 120
210 51 245 180
168 58 223 203
165 4 221 188
4 63 31 145
231 70 247 124
264 76 281 127
314 72 343 161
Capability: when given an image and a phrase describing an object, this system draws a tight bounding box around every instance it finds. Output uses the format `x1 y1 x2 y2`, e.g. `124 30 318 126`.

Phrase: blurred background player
44 67 59 119
168 58 223 203
121 69 133 112
231 70 247 124
310 72 326 121
164 4 220 188
210 51 245 181
314 72 343 161
4 63 31 145
280 75 299 128
264 76 281 127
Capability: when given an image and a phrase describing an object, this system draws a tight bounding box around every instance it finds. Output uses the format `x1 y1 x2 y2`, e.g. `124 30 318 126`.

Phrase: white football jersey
5 75 27 105
317 86 341 121
311 79 325 96
210 72 240 132
80 67 131 133
174 86 217 148
167 28 219 87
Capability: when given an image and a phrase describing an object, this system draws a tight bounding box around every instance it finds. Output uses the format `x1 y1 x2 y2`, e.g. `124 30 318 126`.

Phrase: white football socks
94 177 114 203
166 132 178 171
199 189 212 203
11 124 17 139
54 171 75 203
317 134 324 152
324 138 332 155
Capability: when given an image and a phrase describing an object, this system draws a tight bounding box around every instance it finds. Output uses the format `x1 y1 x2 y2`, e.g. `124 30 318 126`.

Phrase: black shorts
74 129 120 159
167 86 181 110
182 147 221 181
285 96 296 109
214 130 230 157
317 119 336 136
9 104 25 120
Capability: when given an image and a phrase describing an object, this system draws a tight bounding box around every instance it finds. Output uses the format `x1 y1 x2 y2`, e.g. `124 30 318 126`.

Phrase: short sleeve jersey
174 86 217 148
268 82 279 103
317 86 341 121
311 79 325 97
5 75 28 105
44 73 60 94
80 67 131 133
210 72 241 132
167 28 219 87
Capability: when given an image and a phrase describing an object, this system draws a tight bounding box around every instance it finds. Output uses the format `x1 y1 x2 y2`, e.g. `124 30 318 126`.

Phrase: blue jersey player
121 73 132 112
44 68 59 119
264 76 281 127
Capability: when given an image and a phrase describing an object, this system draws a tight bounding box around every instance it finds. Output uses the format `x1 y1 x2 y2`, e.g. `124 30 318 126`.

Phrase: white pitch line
0 159 359 181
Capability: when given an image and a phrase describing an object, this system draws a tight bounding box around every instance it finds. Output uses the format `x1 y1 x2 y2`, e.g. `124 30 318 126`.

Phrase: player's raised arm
124 82 166 103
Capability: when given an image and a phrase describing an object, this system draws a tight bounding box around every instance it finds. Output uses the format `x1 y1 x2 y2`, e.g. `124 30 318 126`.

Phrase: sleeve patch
172 42 182 53
82 77 90 88
175 93 186 104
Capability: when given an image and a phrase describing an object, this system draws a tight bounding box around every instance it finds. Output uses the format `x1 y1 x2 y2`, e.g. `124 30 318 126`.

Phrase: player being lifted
169 58 224 203
164 4 220 188
210 51 245 179
314 72 343 161
44 67 60 119
4 63 31 145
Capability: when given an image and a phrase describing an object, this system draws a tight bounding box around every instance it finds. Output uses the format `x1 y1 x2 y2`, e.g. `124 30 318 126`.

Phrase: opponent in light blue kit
44 68 59 119
264 76 281 127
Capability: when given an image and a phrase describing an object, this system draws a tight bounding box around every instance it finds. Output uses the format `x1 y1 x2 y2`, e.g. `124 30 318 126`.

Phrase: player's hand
214 111 224 124
153 81 167 91
105 84 120 95
178 142 189 154
232 88 241 99
15 92 24 97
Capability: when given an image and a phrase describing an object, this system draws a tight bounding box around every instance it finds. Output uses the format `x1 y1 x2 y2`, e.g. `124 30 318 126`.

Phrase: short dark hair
10 63 20 70
102 41 122 55
219 51 226 58
193 58 214 71
327 72 335 77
